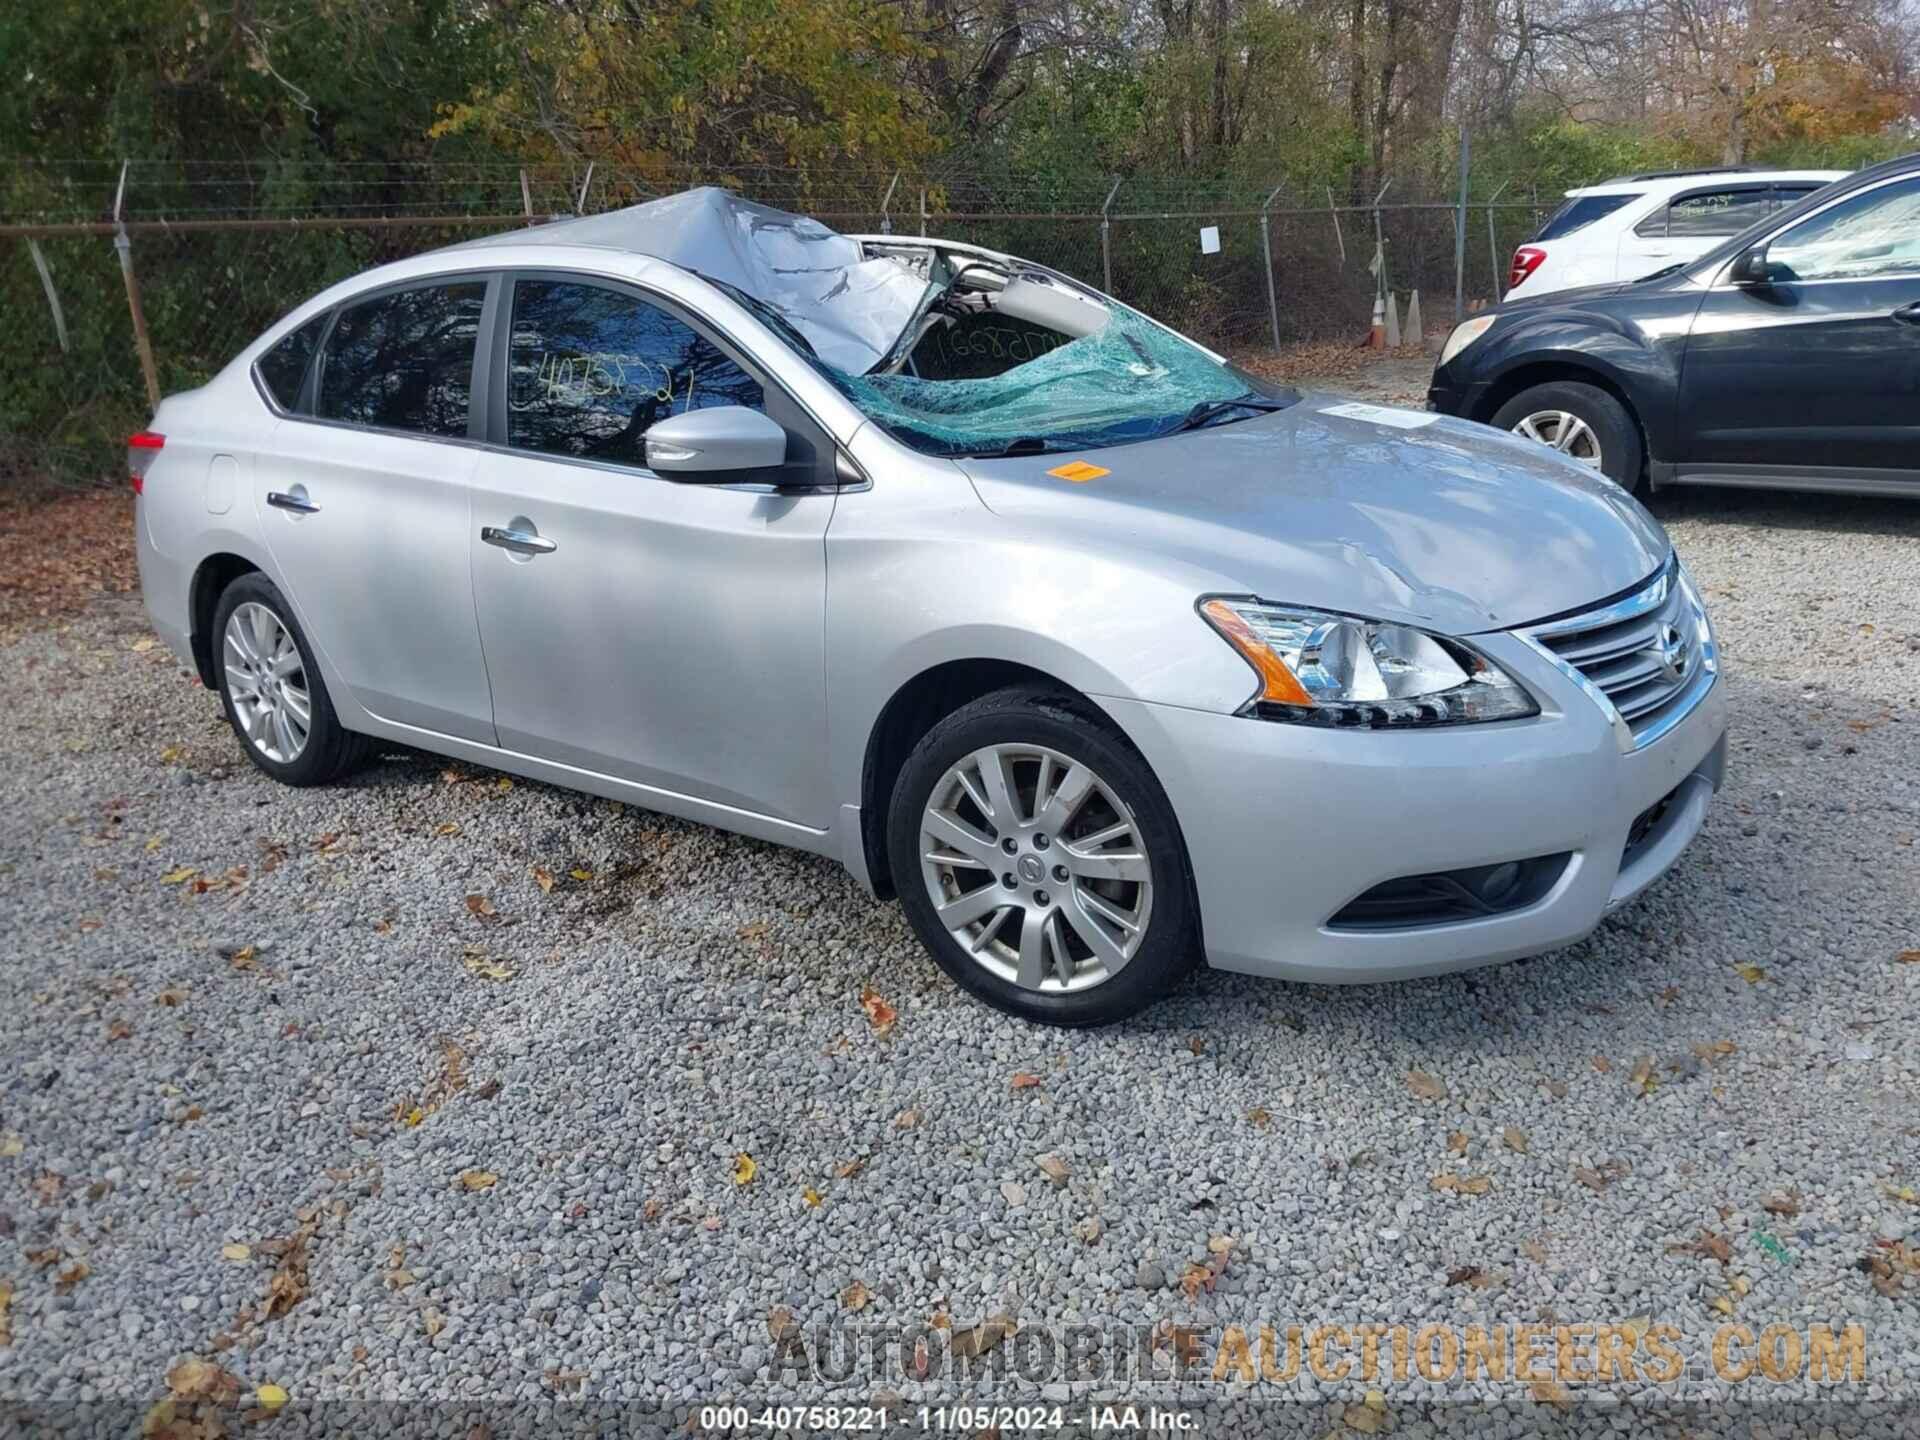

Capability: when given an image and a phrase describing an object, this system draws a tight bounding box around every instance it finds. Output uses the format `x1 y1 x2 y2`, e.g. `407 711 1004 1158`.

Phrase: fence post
1259 183 1285 353
879 172 899 235
1453 126 1470 323
520 168 534 219
1325 185 1345 265
574 162 595 216
111 161 162 411
1485 179 1510 305
1371 179 1392 304
1100 177 1122 297
918 187 927 238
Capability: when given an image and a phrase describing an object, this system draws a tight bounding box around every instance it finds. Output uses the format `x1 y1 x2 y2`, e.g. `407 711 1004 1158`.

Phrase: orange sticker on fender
1046 460 1110 483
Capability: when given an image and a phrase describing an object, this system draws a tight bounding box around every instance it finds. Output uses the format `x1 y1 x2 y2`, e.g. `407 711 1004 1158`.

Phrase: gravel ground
2 483 1918 1439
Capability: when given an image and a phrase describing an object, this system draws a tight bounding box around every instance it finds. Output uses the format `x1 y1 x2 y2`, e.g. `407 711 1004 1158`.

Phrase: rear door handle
1891 301 1920 325
480 525 557 555
266 491 320 514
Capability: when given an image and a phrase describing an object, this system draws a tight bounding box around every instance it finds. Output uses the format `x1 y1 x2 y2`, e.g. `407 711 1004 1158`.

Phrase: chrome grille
1519 560 1716 750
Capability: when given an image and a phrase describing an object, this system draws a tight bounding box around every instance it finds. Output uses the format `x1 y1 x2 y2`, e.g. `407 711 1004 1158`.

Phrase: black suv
1428 152 1920 497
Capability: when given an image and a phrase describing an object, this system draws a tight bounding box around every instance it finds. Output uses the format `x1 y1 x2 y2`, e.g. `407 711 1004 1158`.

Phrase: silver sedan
132 188 1726 1024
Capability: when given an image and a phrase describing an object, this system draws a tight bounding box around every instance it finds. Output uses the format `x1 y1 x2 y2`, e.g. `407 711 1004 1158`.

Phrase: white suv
1505 167 1846 299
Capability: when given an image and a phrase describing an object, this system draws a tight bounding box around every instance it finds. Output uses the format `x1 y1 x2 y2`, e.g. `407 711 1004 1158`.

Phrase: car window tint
317 281 486 437
256 313 329 412
506 280 765 465
1768 183 1824 213
1533 193 1639 242
1666 189 1773 237
1632 208 1670 239
1769 178 1920 282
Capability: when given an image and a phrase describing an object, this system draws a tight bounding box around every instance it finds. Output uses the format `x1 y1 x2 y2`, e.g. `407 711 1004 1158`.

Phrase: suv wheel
212 573 368 786
888 687 1198 1026
1492 380 1644 492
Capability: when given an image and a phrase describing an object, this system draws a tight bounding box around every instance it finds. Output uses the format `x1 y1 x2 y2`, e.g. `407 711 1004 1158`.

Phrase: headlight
1439 314 1497 366
1199 598 1538 728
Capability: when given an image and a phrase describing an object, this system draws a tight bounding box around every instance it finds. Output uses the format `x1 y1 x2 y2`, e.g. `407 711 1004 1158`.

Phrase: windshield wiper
954 436 1053 459
1172 395 1288 433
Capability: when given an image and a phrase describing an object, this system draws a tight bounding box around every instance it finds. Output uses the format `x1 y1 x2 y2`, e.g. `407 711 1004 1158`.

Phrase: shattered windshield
707 270 1291 459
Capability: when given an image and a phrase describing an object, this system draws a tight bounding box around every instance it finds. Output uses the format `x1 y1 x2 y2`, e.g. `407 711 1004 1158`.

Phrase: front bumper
1097 634 1727 983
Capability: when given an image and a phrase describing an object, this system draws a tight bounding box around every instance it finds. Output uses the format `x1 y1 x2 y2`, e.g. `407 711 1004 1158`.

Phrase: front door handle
267 491 320 515
1891 301 1920 326
480 525 557 555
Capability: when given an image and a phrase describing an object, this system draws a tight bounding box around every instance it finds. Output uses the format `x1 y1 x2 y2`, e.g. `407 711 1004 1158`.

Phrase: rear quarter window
255 314 329 412
1534 193 1640 242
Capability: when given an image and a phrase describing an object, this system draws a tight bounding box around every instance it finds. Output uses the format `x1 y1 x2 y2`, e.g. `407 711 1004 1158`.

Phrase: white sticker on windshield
1319 401 1437 430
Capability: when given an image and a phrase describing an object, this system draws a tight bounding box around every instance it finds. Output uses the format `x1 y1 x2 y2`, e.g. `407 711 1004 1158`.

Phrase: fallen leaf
1627 1056 1657 1096
1529 1378 1572 1409
1710 1294 1736 1316
1406 1070 1447 1102
255 1383 289 1412
1446 1264 1495 1289
530 866 554 893
0 1134 23 1158
1247 1106 1272 1130
1073 1216 1102 1244
1343 1398 1391 1433
221 1243 252 1262
1036 1154 1070 1187
1447 1130 1470 1154
464 893 496 917
569 868 593 882
1009 1072 1043 1090
1430 1173 1492 1196
458 1170 497 1191
840 1279 870 1311
434 822 460 837
423 1308 445 1338
1520 1239 1549 1264
950 1312 1016 1359
859 985 898 1034
494 778 512 792
166 1358 237 1401
833 1157 865 1180
732 1153 757 1186
459 947 516 982
767 1305 798 1341
1503 1126 1529 1154
1897 950 1920 964
229 944 257 970
1000 1180 1026 1207
1668 1230 1733 1265
1761 1192 1801 1217
53 1259 90 1293
801 1187 823 1208
1592 1054 1614 1073
1187 1033 1206 1055
894 1107 923 1130
737 919 772 940
1734 963 1768 984
159 867 197 885
1882 1182 1919 1206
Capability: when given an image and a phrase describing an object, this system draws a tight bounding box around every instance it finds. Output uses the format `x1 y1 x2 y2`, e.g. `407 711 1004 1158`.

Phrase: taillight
1508 247 1547 292
128 431 165 494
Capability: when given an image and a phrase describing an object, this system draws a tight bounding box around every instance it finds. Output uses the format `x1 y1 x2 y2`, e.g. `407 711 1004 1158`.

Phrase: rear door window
316 280 487 438
1534 194 1640 242
1666 188 1773 238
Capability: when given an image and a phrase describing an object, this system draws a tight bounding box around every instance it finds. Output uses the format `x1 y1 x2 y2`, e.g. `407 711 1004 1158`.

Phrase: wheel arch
859 659 1115 901
188 552 263 687
1473 359 1654 472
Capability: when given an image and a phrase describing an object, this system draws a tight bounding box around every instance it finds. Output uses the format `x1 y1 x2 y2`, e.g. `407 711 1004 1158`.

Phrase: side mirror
1729 245 1773 287
643 406 788 479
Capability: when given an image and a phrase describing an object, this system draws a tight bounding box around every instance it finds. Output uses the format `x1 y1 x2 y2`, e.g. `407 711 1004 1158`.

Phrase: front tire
211 573 367 786
887 687 1198 1026
1491 380 1645 492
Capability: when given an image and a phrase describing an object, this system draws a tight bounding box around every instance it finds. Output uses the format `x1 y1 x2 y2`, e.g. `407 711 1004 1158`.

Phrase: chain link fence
2 158 1559 494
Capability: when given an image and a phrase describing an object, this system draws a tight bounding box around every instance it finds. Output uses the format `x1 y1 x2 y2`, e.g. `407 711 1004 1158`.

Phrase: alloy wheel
1511 409 1603 468
918 743 1154 993
222 601 311 763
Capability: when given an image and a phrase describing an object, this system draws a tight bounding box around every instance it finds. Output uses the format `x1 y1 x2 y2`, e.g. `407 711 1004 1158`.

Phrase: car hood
958 396 1670 635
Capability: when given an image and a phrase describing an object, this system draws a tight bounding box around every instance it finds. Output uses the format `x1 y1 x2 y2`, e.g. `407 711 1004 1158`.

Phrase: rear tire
888 686 1198 1026
1492 380 1645 493
211 573 368 786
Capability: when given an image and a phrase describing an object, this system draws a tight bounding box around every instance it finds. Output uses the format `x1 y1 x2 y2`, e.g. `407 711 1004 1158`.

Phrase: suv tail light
128 431 165 493
1508 246 1547 292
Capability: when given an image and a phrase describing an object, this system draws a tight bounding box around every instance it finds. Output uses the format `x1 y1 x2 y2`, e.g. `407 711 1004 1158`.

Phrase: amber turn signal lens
1200 598 1314 707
